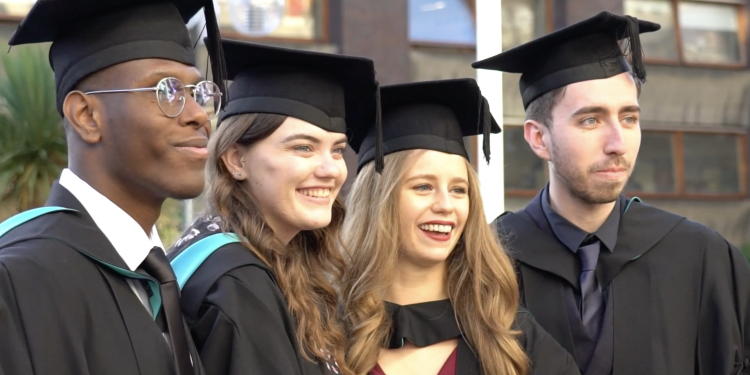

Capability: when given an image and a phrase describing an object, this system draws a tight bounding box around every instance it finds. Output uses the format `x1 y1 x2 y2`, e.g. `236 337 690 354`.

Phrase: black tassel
481 97 491 164
203 1 228 110
374 82 384 174
625 15 646 83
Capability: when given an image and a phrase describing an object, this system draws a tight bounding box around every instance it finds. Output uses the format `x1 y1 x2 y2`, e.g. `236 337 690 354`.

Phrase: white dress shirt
59 168 164 316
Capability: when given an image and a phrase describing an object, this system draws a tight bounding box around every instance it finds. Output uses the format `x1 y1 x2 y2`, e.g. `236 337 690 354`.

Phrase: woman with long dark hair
341 79 580 375
168 38 379 375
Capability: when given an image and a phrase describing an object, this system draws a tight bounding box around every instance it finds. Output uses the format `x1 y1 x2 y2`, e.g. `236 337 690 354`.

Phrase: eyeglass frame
83 77 223 119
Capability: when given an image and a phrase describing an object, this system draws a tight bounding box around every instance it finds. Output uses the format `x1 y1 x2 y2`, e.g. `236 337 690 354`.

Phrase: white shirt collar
59 168 164 271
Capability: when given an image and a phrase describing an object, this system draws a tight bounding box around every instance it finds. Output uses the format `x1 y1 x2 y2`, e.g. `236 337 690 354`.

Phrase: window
504 126 549 192
502 0 547 50
409 0 476 45
624 0 745 66
216 0 326 41
626 130 746 198
408 0 546 47
626 132 677 193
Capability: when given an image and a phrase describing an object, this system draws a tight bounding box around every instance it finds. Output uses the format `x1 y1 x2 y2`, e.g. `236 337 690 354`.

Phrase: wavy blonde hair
207 113 352 375
340 150 529 375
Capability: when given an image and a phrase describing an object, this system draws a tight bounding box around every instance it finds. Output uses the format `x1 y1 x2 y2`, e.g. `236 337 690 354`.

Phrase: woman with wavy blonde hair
167 39 380 375
341 79 580 375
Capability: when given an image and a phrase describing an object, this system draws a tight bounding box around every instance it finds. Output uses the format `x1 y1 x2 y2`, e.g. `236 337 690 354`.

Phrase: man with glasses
0 1 224 375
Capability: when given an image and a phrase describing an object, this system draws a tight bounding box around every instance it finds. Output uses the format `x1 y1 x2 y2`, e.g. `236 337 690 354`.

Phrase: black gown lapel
498 190 580 289
456 337 480 375
98 264 176 375
33 183 179 374
596 200 684 287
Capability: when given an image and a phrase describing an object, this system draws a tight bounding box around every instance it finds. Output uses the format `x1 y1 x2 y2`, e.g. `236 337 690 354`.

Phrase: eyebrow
571 105 641 118
281 133 348 145
405 174 469 185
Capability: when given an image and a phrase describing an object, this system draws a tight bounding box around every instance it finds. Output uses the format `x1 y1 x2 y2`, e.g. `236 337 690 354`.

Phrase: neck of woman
385 261 448 306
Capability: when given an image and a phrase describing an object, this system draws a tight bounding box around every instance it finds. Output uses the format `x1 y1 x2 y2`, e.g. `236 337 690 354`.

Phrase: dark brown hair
206 113 352 375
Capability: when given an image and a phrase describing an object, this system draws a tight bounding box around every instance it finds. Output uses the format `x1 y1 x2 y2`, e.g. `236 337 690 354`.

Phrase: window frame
503 126 749 200
629 0 748 69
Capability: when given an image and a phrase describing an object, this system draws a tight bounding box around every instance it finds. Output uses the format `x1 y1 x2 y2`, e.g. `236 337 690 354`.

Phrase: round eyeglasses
84 77 223 120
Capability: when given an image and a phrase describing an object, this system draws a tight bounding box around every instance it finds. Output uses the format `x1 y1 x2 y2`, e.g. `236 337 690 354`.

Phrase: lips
174 138 208 148
418 221 455 242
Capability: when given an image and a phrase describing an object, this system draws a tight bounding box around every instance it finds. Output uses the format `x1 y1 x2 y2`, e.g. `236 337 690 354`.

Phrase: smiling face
534 72 642 204
239 117 348 242
84 58 212 200
397 150 470 269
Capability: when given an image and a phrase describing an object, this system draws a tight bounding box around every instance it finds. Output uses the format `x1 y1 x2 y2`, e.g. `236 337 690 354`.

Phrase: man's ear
62 91 103 144
524 119 552 162
220 145 247 181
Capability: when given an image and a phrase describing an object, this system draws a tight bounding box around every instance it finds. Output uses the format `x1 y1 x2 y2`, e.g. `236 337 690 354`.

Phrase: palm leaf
0 44 64 212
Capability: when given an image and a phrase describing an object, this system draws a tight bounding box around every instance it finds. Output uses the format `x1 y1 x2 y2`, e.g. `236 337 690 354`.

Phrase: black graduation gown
0 182 204 375
495 190 750 375
382 300 581 375
168 215 341 375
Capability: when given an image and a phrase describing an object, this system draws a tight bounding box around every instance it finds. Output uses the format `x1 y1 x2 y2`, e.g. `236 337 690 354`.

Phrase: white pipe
475 0 505 222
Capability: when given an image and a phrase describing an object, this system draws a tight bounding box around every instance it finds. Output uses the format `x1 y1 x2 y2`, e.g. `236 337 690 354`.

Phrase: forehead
108 59 203 84
271 116 346 140
406 150 468 179
555 72 639 113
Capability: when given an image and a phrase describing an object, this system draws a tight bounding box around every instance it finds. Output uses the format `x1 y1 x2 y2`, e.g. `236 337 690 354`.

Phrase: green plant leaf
0 44 65 211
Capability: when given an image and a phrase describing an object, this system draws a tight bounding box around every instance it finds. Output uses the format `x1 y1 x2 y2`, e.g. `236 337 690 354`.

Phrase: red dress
370 347 458 375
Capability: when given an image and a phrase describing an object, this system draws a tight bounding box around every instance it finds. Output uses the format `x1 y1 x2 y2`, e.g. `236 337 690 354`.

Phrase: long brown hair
340 150 529 375
207 113 352 374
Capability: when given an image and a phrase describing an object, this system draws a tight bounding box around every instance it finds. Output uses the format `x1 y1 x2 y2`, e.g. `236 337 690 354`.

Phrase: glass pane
217 0 323 40
623 0 679 61
504 126 548 190
683 133 741 194
626 132 676 193
502 0 546 50
679 2 742 64
409 0 476 45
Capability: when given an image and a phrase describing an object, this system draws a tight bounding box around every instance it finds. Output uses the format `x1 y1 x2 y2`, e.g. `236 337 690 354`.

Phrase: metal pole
475 0 505 222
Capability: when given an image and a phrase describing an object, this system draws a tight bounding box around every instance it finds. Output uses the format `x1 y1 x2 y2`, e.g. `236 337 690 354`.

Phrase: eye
294 145 312 152
622 116 638 124
414 184 432 192
581 117 597 125
452 187 468 194
332 146 346 154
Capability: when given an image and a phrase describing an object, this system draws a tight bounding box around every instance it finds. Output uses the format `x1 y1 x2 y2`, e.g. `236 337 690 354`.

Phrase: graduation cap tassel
625 15 647 83
375 83 384 174
203 2 228 109
481 98 491 164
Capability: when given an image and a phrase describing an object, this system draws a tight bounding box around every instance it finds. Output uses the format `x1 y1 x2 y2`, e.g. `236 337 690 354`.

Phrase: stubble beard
550 141 631 205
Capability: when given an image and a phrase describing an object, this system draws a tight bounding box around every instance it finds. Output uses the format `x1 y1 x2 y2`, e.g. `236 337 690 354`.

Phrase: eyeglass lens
156 77 221 119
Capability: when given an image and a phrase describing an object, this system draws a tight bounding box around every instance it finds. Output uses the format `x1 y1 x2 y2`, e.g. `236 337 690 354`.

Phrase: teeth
299 188 330 198
418 224 453 233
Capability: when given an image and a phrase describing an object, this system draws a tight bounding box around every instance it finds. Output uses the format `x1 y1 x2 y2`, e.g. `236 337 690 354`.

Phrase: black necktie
578 240 604 339
139 247 193 375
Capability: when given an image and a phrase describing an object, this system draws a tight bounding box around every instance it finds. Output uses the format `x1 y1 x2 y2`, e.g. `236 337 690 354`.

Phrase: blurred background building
1 0 749 254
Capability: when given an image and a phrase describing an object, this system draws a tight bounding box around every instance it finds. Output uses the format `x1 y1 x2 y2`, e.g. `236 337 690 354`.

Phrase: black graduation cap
8 0 227 116
355 78 500 172
218 38 383 171
472 11 661 109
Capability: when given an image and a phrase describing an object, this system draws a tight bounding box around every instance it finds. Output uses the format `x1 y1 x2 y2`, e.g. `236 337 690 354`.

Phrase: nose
179 92 210 133
431 189 455 214
603 122 627 156
314 151 344 180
